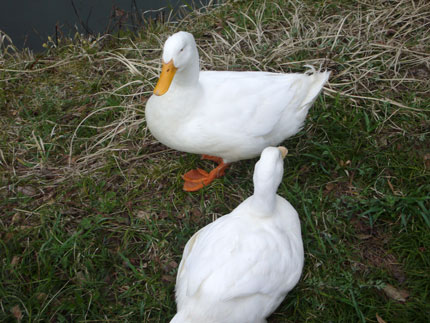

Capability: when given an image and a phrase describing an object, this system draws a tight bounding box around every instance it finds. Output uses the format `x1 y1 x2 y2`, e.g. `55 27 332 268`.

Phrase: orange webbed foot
182 168 209 182
182 156 230 192
183 180 206 192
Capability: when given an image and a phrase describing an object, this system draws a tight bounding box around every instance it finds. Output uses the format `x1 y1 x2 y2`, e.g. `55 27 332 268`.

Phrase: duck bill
153 60 177 96
278 146 288 159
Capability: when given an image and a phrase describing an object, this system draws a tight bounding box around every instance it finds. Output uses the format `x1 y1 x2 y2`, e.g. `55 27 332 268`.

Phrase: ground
0 0 429 322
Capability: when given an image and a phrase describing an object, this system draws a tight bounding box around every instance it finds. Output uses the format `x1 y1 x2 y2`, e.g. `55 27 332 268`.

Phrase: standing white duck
145 31 330 191
171 146 304 323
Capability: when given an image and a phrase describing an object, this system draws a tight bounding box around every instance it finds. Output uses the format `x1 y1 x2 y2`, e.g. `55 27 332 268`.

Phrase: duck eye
180 47 184 52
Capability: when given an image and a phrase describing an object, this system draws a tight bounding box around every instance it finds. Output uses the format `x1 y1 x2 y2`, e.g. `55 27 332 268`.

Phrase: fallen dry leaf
119 285 130 292
357 234 372 240
378 137 388 147
339 159 351 167
16 186 37 196
387 179 395 194
18 225 33 231
424 153 430 170
169 260 178 269
11 213 22 225
162 260 179 272
11 305 22 321
69 155 78 164
376 313 387 323
11 256 20 267
191 208 202 223
36 293 47 301
162 274 175 283
135 210 150 220
158 210 169 219
299 165 310 174
387 179 402 196
4 232 14 242
383 283 409 303
325 182 335 192
75 271 86 286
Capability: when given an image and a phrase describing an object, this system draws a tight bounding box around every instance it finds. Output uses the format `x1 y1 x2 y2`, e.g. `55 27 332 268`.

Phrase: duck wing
176 214 291 302
199 70 329 137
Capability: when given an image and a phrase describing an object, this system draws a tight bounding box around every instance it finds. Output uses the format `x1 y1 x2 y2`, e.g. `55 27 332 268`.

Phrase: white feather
145 31 330 163
171 147 304 323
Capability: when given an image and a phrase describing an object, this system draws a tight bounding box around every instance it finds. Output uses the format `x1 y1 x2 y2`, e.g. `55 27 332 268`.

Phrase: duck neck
251 186 278 216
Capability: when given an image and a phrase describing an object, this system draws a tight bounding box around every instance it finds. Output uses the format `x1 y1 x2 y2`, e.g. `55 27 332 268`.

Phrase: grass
1 0 430 321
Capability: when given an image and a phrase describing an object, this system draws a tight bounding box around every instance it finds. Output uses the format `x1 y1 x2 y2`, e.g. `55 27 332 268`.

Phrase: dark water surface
0 0 207 52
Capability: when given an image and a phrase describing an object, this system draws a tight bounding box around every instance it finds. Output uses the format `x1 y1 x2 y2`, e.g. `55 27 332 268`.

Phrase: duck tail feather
298 67 330 113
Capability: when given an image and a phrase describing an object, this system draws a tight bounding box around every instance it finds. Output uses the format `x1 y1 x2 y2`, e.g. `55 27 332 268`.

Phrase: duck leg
182 155 230 192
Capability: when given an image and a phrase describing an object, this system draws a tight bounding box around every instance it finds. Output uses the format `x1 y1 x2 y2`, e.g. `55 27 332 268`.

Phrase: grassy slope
1 0 429 321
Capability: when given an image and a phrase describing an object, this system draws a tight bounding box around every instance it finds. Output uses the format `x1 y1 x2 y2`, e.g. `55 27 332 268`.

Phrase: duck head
154 31 200 96
253 146 288 200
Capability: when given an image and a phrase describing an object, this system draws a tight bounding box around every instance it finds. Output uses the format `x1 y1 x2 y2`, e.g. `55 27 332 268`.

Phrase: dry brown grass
73 0 430 170
1 0 429 176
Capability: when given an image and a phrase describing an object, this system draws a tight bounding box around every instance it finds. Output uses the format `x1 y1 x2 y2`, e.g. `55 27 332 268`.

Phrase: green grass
1 0 430 321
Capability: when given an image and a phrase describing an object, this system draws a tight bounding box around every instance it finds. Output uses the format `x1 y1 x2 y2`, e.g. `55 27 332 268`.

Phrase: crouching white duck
171 146 304 323
145 31 330 191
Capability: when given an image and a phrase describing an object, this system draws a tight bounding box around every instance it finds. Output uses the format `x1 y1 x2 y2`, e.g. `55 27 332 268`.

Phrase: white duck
171 146 304 323
145 31 330 191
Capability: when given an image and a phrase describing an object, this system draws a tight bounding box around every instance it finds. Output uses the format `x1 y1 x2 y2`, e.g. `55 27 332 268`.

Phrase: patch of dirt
324 180 357 197
408 65 430 81
351 216 406 283
324 167 359 198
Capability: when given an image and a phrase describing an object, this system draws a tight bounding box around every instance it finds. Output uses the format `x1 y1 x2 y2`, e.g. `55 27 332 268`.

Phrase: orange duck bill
182 155 230 192
153 60 177 96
